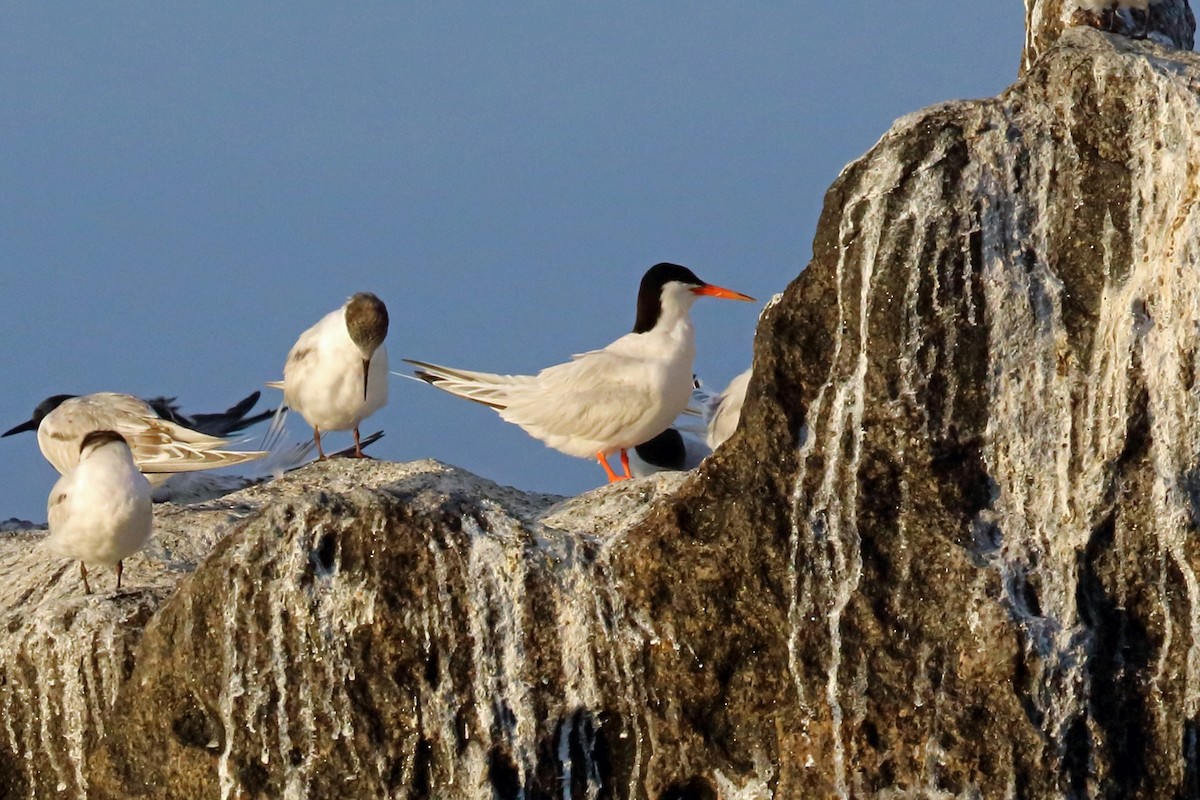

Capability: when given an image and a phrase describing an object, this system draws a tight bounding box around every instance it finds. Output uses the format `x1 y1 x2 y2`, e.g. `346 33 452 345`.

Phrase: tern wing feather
77 394 231 447
185 391 274 436
129 427 268 475
404 359 535 410
41 394 267 477
498 351 656 452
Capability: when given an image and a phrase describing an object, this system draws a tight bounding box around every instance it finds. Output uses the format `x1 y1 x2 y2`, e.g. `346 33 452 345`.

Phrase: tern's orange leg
80 562 91 595
597 453 624 483
116 560 124 590
619 449 632 479
314 427 327 460
353 427 365 458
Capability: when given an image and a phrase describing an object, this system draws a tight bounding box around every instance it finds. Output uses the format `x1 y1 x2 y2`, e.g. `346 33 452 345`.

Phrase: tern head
79 429 130 456
2 394 77 437
345 292 389 400
632 263 755 334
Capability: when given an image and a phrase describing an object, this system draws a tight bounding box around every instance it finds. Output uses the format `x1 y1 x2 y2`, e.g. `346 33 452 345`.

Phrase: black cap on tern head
2 394 77 437
631 263 754 333
79 429 128 454
633 263 704 334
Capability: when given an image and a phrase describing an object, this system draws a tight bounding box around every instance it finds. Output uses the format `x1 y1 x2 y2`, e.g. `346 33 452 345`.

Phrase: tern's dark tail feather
191 391 276 436
402 359 523 410
146 390 275 437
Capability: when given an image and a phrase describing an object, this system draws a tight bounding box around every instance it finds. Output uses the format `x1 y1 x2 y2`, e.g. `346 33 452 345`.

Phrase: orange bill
692 283 756 301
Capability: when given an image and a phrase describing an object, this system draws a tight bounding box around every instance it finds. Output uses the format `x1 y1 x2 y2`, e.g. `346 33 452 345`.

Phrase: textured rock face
4 24 1200 800
727 27 1200 798
85 462 691 799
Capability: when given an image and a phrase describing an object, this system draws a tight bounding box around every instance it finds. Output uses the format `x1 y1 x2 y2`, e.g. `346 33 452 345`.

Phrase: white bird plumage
703 367 752 450
407 263 754 482
9 393 268 484
46 430 153 594
271 292 389 459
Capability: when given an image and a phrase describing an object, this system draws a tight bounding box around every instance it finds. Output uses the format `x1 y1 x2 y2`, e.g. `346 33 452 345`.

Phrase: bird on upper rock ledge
1070 0 1161 39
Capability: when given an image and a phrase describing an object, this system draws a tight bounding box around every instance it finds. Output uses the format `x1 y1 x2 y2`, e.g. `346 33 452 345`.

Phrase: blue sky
0 4 1024 521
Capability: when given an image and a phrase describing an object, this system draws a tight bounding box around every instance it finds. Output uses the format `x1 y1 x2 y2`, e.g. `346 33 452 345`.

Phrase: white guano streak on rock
977 47 1200 763
1 592 138 800
790 137 914 798
1123 56 1200 719
424 533 484 787
217 569 246 800
464 512 534 794
713 749 776 799
978 142 1089 764
811 115 976 794
216 508 380 800
540 477 688 793
552 533 603 799
1024 1 1044 73
591 534 651 800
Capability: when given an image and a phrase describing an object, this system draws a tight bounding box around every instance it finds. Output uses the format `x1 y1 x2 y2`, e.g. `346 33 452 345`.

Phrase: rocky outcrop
4 21 1200 800
1 461 708 799
737 25 1200 798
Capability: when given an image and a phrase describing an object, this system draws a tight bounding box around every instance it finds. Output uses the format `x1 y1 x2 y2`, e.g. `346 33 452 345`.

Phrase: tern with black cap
406 263 754 482
2 392 268 480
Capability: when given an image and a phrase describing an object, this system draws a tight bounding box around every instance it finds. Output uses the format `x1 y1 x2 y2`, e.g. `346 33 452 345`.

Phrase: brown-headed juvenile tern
46 430 153 594
405 263 754 482
269 292 389 460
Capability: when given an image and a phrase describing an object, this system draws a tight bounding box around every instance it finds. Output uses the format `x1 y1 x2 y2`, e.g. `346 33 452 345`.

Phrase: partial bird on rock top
1070 0 1163 37
405 263 754 483
626 376 713 477
270 292 389 459
2 392 269 481
143 390 275 438
150 430 385 504
701 367 752 450
46 430 153 595
628 427 712 478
